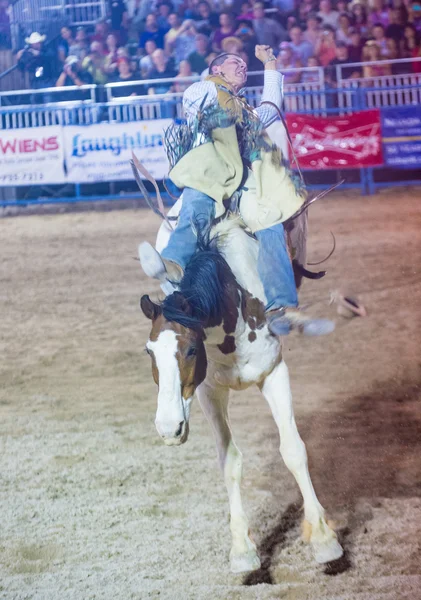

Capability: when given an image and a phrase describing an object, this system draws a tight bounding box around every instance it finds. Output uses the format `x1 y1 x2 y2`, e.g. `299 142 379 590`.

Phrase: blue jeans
161 187 298 310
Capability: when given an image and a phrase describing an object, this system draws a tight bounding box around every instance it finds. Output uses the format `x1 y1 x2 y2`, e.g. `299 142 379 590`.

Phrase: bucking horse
137 189 343 573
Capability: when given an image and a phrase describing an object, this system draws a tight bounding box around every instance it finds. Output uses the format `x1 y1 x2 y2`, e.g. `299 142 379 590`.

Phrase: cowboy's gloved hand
255 45 275 64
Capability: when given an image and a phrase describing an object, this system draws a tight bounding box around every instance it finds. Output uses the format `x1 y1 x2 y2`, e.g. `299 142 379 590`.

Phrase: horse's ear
171 291 192 315
140 295 162 320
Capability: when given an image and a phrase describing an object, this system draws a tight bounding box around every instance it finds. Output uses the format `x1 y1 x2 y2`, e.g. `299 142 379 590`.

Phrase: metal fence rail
0 81 420 206
9 0 107 49
65 0 107 26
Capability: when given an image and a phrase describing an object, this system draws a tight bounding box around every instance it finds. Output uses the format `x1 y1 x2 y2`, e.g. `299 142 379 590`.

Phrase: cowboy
17 32 55 91
139 46 334 336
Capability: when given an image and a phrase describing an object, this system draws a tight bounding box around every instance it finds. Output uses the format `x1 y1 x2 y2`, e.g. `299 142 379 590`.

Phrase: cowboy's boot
267 307 335 337
138 242 184 294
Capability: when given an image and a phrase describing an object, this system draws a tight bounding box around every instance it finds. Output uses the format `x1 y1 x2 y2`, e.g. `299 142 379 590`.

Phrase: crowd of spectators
10 0 421 98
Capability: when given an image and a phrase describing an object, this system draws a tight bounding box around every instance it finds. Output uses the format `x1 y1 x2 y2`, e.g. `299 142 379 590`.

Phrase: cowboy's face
31 42 42 51
214 55 247 90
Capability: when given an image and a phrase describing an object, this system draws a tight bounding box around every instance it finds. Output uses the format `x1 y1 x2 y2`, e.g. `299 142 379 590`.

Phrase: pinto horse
139 217 343 573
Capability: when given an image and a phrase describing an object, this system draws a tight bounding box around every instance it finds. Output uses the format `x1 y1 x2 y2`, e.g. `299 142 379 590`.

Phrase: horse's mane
161 229 234 331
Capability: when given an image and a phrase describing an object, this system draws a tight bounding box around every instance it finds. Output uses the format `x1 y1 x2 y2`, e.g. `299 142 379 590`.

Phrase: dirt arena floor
1 187 421 600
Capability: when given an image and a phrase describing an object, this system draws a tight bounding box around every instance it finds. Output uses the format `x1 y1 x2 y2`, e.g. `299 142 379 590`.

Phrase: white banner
0 126 65 186
63 120 172 183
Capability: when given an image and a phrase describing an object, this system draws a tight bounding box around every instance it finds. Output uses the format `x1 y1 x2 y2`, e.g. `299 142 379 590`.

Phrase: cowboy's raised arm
254 45 284 128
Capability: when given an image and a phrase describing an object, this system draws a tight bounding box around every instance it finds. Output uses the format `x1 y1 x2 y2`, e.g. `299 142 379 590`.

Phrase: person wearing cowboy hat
17 31 55 92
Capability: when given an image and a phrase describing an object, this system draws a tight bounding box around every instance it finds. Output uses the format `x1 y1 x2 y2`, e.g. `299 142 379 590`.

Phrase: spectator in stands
194 2 219 36
221 36 243 53
371 23 389 57
362 40 391 77
173 20 197 65
0 0 11 50
165 13 183 51
104 33 120 75
336 0 350 16
57 27 75 65
386 8 405 43
326 41 361 84
109 0 128 35
348 29 364 61
212 12 237 51
70 27 90 61
237 1 254 21
140 39 157 76
17 32 55 91
296 0 317 27
302 55 322 83
157 2 173 30
304 13 322 48
252 2 287 48
276 41 302 83
402 23 420 58
172 59 196 92
187 33 209 74
350 2 369 37
147 48 176 94
81 41 108 84
55 55 93 88
408 1 421 33
315 24 337 66
289 25 314 64
317 0 339 29
111 56 143 95
336 13 353 45
368 0 390 29
139 14 166 50
385 37 408 73
91 21 109 46
235 19 258 60
126 0 150 32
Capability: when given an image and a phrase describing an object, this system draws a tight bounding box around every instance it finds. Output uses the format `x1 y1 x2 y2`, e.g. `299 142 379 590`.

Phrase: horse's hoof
312 538 344 564
230 551 261 573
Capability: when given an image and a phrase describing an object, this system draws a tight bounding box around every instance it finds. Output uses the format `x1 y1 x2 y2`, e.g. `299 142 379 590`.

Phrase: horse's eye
145 347 152 356
186 347 197 358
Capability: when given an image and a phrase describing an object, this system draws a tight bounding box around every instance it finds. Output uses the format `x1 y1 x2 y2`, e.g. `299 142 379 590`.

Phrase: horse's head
141 293 207 446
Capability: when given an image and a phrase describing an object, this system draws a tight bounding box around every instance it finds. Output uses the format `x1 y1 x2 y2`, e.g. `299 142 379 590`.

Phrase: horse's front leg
260 360 343 563
196 378 261 573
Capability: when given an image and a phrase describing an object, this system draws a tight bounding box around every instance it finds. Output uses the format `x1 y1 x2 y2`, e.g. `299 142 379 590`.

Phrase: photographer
17 32 55 93
55 55 93 90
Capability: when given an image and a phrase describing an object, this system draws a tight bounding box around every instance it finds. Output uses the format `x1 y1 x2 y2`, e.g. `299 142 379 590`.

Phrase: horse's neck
201 220 267 351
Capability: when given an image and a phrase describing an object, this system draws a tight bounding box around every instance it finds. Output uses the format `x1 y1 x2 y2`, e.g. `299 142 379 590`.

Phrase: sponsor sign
286 110 383 169
0 126 65 186
381 106 421 169
63 120 172 183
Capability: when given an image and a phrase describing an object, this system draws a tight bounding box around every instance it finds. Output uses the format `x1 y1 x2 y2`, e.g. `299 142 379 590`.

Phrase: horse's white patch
213 219 266 304
147 330 188 438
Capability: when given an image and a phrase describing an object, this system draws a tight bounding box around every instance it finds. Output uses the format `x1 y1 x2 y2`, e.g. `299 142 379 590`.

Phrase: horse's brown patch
218 335 236 354
176 327 207 398
148 315 207 398
221 285 241 335
248 331 257 342
241 291 266 331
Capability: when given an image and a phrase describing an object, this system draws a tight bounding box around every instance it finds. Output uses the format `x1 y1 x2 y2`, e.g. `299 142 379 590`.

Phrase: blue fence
0 81 420 208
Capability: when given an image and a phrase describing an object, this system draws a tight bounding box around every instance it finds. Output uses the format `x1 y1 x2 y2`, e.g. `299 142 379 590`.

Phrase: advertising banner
381 106 421 169
0 126 65 186
63 120 172 183
286 110 383 170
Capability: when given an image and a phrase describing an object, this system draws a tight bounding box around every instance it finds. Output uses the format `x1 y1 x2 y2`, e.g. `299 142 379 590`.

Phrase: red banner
286 109 383 170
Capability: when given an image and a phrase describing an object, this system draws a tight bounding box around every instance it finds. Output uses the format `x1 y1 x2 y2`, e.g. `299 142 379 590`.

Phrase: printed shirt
182 69 284 129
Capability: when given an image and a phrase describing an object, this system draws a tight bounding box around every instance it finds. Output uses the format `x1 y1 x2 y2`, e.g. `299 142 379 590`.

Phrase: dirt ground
1 187 421 600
